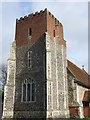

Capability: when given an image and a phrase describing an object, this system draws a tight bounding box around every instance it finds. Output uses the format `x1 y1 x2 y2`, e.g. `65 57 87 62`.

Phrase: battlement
16 8 62 26
48 11 62 26
15 8 64 47
16 9 46 23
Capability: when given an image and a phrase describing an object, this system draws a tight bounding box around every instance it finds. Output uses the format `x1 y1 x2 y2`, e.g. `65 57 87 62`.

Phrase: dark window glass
32 83 35 101
50 83 51 94
83 102 89 107
29 28 32 36
23 84 26 101
27 84 30 101
53 30 55 37
29 59 31 67
28 51 30 59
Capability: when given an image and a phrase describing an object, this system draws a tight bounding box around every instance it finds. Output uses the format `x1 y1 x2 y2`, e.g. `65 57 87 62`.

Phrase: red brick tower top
15 8 66 47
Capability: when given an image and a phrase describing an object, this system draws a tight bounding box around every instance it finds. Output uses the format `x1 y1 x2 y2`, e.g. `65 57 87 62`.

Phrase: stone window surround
28 51 32 68
47 81 53 110
21 79 36 103
28 28 32 40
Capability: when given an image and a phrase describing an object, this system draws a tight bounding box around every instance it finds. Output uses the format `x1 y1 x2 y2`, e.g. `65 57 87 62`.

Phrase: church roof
83 90 90 102
67 60 90 88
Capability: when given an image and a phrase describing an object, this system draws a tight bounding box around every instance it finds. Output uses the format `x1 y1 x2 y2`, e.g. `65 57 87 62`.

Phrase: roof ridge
82 69 90 76
67 59 88 76
67 59 90 88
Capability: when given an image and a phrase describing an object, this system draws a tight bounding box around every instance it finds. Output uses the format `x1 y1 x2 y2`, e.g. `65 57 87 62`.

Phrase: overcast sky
0 1 89 73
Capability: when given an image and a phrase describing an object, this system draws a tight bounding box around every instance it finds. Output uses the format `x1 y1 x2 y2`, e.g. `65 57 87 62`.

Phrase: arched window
22 80 35 102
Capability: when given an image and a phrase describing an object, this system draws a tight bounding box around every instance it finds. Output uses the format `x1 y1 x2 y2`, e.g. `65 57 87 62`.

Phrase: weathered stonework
67 70 78 107
76 84 88 118
14 35 46 118
67 68 90 118
46 32 69 118
2 41 16 119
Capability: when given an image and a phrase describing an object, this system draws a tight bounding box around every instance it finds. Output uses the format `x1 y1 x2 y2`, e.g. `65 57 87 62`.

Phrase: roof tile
67 60 90 88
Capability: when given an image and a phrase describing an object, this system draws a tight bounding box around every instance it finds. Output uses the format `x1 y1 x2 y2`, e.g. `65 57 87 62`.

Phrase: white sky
0 1 89 73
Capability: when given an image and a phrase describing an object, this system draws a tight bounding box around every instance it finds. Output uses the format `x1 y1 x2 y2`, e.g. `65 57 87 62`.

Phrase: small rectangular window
28 51 32 68
27 84 30 101
32 83 35 101
28 28 32 40
23 84 26 101
29 28 32 36
53 30 55 37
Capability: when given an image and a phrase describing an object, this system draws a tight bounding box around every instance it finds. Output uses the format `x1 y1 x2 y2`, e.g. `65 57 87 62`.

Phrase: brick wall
47 11 63 42
16 9 66 48
16 10 47 47
83 107 90 117
69 107 79 118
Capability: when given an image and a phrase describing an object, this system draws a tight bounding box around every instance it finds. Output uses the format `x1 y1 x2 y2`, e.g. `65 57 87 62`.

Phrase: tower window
29 28 32 36
23 84 26 101
53 30 55 37
32 83 35 101
27 83 30 101
22 80 36 102
28 51 32 68
28 28 32 40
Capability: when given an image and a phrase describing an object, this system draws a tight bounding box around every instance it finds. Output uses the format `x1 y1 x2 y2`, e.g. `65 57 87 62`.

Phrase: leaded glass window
27 83 30 101
32 83 35 101
23 84 26 101
22 80 35 102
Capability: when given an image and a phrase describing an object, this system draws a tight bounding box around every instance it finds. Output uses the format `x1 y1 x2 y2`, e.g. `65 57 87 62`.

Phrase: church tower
2 8 69 119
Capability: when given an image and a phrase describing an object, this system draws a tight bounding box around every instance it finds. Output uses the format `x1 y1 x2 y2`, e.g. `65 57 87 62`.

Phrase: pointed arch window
22 80 36 102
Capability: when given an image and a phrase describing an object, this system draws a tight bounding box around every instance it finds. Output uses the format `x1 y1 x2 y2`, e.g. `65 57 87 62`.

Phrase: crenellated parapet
15 8 64 47
16 8 62 26
16 9 46 23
